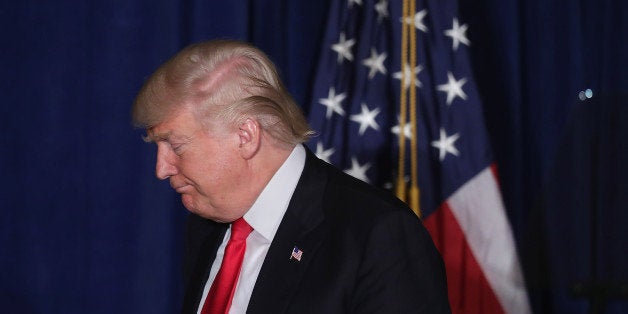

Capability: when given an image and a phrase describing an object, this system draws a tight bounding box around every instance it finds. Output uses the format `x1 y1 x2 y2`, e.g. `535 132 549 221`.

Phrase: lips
175 186 190 193
171 180 191 193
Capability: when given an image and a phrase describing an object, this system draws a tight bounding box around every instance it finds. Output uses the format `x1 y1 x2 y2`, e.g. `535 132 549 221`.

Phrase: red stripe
424 202 505 314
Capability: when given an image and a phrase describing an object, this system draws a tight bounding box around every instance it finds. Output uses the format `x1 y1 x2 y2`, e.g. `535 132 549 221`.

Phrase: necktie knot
230 218 253 241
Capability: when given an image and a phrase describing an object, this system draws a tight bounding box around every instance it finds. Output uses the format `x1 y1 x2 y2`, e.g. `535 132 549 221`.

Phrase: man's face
147 106 250 222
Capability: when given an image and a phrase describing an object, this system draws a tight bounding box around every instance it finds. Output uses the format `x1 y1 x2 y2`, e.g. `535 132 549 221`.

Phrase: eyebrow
144 130 193 144
143 130 172 143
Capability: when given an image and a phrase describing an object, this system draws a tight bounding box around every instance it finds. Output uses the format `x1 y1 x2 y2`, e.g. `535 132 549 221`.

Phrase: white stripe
447 166 531 314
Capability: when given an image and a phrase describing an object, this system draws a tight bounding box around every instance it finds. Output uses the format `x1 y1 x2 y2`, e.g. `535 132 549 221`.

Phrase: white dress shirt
197 144 306 314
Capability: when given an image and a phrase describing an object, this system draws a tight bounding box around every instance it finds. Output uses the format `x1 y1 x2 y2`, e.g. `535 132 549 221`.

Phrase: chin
181 195 200 214
181 196 218 221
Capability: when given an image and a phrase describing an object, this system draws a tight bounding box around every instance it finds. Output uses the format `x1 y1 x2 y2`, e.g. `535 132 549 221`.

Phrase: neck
236 141 295 217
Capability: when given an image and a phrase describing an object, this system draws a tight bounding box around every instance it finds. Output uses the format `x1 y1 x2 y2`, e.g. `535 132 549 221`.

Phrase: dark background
1 0 626 313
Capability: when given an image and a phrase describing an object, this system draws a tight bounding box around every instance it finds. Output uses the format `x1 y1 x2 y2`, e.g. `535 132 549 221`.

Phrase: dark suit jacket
182 148 450 313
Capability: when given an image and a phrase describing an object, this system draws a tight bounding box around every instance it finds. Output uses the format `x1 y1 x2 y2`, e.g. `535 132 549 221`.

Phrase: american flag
306 0 531 313
290 246 303 262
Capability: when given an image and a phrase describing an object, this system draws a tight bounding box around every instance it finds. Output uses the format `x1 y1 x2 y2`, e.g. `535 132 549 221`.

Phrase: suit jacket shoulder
247 149 450 313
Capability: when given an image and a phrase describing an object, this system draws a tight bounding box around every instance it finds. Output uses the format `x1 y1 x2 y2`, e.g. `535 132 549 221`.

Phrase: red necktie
201 218 253 314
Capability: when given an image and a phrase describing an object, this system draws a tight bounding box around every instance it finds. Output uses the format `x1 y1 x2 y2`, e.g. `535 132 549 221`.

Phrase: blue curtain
460 1 627 313
1 0 625 313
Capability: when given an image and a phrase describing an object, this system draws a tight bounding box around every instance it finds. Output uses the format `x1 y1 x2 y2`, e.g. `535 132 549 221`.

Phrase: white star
374 0 389 22
393 63 423 90
319 87 346 118
332 32 356 64
437 72 468 105
350 103 381 135
344 157 371 183
400 9 428 32
431 128 460 161
348 0 362 8
444 18 470 51
391 117 413 140
362 48 387 79
315 142 335 163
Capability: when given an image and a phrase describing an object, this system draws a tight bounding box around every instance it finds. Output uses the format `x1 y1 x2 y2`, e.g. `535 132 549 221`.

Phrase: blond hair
132 40 314 146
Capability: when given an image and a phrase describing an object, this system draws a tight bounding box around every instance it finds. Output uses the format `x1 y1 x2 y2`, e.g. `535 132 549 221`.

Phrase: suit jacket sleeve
350 207 450 313
317 164 450 313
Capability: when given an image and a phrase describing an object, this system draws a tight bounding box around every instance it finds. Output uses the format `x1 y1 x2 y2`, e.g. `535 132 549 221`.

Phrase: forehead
147 106 200 141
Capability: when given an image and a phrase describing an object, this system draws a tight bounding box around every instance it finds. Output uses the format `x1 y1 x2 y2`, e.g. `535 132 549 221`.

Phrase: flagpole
408 0 421 218
397 0 421 217
395 0 410 204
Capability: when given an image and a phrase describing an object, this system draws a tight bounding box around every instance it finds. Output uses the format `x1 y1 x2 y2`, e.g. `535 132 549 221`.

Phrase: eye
172 143 184 155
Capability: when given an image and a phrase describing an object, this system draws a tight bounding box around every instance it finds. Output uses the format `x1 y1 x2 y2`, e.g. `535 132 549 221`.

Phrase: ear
238 118 261 159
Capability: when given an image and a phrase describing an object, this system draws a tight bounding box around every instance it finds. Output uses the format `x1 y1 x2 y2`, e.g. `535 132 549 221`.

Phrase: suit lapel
181 218 228 314
247 149 329 313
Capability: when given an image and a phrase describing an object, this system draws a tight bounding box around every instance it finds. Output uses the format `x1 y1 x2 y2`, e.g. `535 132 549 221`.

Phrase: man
133 40 450 313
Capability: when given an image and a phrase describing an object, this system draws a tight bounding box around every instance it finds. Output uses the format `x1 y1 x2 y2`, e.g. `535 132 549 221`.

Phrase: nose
155 144 178 180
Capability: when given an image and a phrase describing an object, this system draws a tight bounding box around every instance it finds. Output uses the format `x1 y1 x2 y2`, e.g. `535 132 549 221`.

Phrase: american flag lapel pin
290 246 303 261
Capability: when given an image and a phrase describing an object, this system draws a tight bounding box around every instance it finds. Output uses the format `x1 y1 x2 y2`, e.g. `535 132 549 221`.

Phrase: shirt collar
243 144 306 242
